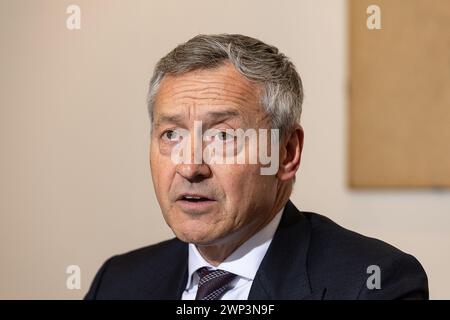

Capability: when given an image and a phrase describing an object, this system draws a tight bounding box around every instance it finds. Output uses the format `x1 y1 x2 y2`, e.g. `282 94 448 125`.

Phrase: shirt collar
185 207 284 290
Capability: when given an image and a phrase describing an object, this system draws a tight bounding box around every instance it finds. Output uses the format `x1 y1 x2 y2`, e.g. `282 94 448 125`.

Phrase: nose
176 163 212 182
174 122 213 182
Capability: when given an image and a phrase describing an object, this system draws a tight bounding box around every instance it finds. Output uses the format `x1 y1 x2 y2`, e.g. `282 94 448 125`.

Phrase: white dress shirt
182 208 283 300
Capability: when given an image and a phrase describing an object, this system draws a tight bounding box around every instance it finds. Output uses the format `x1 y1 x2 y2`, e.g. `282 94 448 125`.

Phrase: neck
196 217 274 266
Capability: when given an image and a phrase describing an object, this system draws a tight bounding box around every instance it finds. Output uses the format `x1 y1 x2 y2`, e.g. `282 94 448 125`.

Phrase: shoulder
305 211 407 262
104 237 186 270
302 211 428 299
85 238 187 299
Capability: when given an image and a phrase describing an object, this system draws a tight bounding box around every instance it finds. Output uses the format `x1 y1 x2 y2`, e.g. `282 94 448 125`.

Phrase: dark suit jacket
85 200 428 300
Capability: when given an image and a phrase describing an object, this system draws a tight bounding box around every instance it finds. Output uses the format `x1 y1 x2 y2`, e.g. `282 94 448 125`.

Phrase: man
85 34 428 300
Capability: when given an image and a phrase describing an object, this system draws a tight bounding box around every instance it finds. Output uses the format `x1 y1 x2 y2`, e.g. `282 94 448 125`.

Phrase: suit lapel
248 200 319 300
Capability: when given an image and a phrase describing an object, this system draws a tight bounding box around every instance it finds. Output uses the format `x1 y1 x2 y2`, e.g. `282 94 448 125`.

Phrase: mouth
175 193 217 212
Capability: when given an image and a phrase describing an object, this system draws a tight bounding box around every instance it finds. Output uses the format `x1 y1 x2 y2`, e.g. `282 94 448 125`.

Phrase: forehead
153 62 264 119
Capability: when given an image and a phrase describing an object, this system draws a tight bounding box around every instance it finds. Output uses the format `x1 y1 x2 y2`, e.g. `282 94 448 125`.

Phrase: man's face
150 62 280 246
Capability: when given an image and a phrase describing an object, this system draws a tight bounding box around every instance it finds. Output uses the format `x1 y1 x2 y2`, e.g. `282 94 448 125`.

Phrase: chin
177 232 212 245
173 225 221 245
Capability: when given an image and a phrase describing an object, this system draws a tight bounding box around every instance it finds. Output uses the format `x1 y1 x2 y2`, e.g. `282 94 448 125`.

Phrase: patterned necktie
195 267 238 300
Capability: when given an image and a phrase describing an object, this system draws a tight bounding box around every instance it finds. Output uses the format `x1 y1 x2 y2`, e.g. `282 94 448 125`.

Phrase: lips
177 193 214 202
175 193 217 212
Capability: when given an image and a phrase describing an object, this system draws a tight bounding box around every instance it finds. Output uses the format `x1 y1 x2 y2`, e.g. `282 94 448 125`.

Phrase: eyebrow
153 110 242 128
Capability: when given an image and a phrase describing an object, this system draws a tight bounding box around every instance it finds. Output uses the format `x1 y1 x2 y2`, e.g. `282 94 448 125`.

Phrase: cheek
150 146 160 184
150 145 174 199
213 164 264 202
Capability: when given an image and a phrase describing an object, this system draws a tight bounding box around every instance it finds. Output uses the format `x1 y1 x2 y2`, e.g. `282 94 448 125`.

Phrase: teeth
185 196 201 199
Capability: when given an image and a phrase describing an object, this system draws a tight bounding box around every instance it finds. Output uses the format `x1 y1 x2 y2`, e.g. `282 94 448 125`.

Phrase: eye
162 129 181 142
215 131 235 142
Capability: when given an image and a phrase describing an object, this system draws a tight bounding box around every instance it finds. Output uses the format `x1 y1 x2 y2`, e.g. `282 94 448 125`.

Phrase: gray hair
147 34 303 135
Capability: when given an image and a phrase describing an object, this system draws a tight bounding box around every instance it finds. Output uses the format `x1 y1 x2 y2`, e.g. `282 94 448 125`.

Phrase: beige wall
1 0 449 299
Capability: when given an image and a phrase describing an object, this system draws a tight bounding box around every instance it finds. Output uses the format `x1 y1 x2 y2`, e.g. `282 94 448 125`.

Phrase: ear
277 124 304 181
